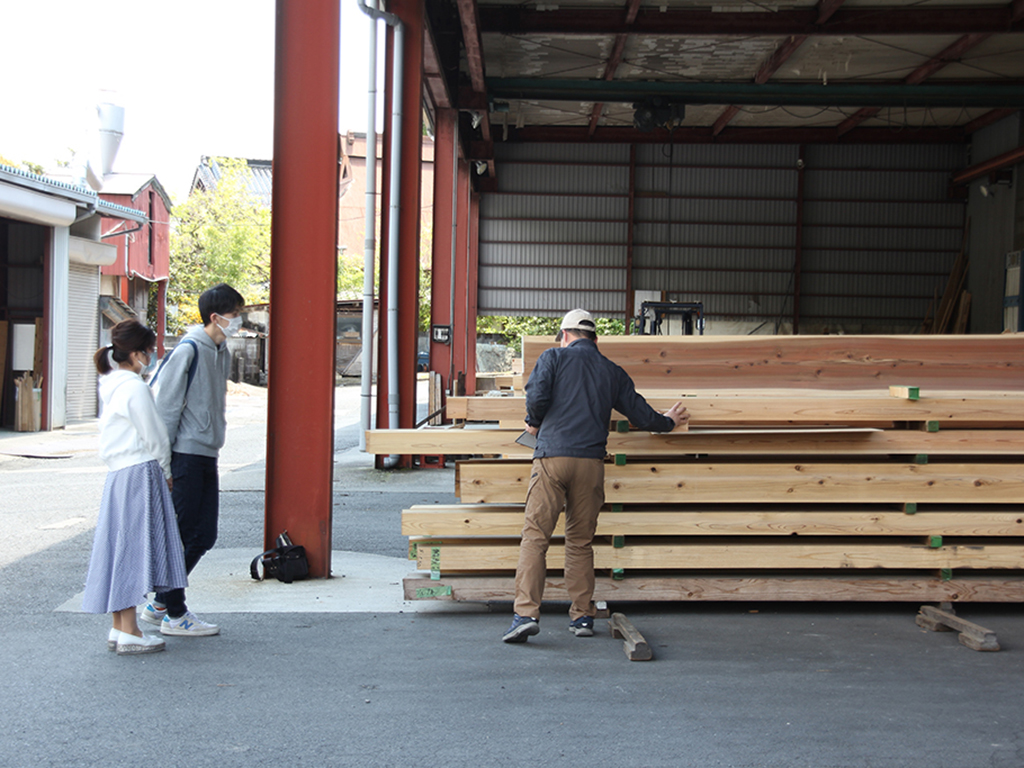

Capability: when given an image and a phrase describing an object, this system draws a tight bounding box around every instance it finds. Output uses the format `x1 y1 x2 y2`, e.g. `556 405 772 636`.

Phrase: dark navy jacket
524 338 675 459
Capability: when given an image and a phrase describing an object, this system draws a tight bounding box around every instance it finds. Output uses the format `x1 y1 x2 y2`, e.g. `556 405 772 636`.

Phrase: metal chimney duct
85 98 124 190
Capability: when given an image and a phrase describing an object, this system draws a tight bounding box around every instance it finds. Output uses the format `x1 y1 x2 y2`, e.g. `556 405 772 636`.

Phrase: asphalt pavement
1 381 1022 768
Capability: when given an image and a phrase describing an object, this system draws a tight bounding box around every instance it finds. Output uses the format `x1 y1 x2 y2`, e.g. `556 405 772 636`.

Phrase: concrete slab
54 548 487 615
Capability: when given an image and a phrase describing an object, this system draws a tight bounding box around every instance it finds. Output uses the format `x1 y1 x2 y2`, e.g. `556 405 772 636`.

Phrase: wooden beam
369 427 1024 456
403 505 1024 537
444 395 1024 425
609 613 653 660
414 539 1024 570
403 573 1024 602
457 461 1024 504
521 335 1024 391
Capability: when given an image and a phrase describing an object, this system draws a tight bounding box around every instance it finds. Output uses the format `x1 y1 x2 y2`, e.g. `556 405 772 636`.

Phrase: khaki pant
513 457 605 621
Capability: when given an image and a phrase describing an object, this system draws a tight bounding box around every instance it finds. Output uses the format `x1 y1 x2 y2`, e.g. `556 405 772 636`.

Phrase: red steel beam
477 6 1024 36
964 108 1020 133
265 0 339 576
951 144 1024 185
588 0 644 137
713 0 846 136
512 125 964 144
837 32 993 136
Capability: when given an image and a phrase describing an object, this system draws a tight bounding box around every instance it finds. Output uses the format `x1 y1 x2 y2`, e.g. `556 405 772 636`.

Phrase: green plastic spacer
615 453 627 466
940 568 953 581
415 585 452 599
409 542 417 560
611 503 624 513
430 546 441 581
616 420 630 433
914 454 929 465
928 535 943 548
612 568 625 581
925 420 940 433
613 535 625 549
903 502 918 515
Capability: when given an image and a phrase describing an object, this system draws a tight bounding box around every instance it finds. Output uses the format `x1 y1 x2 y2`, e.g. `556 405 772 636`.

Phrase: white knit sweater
98 369 172 479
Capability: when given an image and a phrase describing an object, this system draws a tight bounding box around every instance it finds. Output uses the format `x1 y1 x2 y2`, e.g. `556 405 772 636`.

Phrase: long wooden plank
446 394 1024 425
402 505 1024 537
522 334 1024 391
457 461 1024 504
414 540 1024 571
403 573 1024 602
368 428 1024 456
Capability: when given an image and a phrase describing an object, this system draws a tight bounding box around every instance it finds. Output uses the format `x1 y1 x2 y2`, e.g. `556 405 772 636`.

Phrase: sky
1 0 380 201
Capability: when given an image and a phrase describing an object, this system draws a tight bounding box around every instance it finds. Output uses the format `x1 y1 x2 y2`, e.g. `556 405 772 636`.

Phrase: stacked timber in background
366 335 1024 604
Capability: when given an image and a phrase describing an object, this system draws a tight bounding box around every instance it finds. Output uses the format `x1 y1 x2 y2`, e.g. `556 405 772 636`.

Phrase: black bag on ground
250 531 309 583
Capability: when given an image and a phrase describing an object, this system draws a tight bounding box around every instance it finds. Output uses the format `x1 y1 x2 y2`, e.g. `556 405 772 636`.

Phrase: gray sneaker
160 611 220 637
502 614 540 643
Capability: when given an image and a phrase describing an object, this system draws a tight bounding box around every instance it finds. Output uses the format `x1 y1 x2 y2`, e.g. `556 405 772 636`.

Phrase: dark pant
156 452 219 617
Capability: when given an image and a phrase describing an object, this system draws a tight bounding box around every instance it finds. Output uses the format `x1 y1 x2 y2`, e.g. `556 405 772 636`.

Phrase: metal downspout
357 0 403 468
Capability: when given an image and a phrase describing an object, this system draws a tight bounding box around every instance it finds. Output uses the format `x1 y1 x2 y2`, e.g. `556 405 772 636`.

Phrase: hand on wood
664 402 689 430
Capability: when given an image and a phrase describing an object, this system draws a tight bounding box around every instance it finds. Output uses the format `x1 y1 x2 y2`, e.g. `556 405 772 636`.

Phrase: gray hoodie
151 326 230 458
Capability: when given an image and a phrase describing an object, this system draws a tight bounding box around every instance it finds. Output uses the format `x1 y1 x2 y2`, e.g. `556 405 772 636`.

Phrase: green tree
477 315 625 355
167 157 270 331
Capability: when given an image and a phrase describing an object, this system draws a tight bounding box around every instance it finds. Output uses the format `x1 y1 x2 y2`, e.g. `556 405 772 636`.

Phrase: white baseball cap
556 308 596 340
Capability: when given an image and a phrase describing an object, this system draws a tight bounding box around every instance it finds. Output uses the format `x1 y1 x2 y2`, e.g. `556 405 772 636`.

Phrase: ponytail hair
94 319 157 375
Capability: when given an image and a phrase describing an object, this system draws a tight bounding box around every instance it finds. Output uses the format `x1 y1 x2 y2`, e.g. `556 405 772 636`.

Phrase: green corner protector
408 542 417 560
614 453 627 466
430 546 441 581
415 585 452 599
928 535 943 548
613 535 625 549
612 568 625 581
903 502 918 515
616 420 630 433
914 454 929 465
906 387 920 400
611 503 623 513
940 568 953 581
926 420 940 433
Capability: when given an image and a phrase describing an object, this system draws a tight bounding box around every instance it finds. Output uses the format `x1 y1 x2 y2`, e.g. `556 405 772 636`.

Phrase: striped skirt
82 460 188 614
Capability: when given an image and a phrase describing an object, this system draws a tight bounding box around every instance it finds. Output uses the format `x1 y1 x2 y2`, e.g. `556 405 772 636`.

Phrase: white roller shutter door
67 263 99 421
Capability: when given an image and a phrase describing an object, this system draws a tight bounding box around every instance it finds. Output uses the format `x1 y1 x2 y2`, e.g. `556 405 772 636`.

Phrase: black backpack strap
150 339 199 394
250 548 279 580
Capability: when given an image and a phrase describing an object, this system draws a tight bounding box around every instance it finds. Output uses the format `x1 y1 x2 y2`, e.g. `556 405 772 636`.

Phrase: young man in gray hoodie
141 283 245 636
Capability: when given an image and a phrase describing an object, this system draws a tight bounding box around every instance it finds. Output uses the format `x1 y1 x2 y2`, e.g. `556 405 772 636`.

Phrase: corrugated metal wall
480 142 967 332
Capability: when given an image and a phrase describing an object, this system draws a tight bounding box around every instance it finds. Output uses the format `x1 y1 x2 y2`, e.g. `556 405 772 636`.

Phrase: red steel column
465 188 480 396
264 0 339 576
429 108 457 397
451 159 471 395
376 0 423 465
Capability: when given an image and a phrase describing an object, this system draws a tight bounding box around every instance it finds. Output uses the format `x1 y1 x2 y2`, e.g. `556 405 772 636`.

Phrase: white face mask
141 350 158 375
218 315 243 337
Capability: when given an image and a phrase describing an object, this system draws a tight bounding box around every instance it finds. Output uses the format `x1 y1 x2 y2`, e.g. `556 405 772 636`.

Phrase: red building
99 173 172 352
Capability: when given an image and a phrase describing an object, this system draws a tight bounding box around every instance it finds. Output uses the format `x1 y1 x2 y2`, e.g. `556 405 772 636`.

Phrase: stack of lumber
366 335 1024 604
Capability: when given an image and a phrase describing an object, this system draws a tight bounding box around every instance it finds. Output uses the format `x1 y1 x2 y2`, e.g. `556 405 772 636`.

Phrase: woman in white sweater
82 319 187 655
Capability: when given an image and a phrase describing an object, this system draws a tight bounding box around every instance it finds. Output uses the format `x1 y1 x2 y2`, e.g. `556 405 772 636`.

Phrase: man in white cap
503 309 688 643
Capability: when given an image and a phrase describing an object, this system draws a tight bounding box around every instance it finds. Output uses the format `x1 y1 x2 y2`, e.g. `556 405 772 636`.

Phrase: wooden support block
890 386 920 400
917 604 1000 651
609 613 653 661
